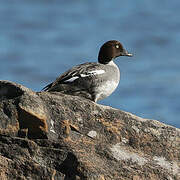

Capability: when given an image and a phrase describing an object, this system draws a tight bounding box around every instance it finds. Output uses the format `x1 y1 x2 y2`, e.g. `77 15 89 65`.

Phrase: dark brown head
98 40 133 64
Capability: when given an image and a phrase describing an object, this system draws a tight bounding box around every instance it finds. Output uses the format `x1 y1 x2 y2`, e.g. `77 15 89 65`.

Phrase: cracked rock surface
0 80 180 180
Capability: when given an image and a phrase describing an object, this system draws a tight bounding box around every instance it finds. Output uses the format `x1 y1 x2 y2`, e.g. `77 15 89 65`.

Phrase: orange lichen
61 120 71 136
0 122 19 136
97 117 123 141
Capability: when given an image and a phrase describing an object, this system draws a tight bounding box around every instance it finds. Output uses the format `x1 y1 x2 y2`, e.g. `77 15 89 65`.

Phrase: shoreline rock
0 80 179 179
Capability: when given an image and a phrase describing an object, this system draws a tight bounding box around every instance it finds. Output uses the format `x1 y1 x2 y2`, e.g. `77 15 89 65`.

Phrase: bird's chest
95 68 120 101
97 80 119 100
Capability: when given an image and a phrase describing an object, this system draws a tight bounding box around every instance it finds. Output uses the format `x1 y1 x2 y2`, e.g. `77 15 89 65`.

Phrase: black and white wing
42 62 105 91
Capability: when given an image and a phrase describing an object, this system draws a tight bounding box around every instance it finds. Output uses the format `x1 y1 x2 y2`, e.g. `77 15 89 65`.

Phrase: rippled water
0 0 180 128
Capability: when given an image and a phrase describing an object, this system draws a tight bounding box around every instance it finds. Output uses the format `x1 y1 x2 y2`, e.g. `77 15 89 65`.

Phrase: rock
0 80 180 180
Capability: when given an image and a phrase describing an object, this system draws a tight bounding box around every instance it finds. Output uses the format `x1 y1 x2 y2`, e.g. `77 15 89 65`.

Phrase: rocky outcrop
0 80 180 180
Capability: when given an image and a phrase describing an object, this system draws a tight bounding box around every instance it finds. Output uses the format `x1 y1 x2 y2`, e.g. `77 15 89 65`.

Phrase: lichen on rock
0 80 180 180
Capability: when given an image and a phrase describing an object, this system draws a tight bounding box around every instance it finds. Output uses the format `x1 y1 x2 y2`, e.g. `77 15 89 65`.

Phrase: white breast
95 61 120 101
96 80 119 101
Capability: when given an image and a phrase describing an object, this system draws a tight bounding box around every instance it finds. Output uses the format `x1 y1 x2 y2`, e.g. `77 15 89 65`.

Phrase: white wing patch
81 69 105 77
64 76 79 83
63 69 105 83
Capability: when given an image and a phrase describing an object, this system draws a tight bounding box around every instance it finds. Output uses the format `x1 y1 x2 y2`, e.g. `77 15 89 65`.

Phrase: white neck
107 60 116 66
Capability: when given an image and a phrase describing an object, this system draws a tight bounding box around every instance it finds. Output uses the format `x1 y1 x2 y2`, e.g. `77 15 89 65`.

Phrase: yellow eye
115 45 119 49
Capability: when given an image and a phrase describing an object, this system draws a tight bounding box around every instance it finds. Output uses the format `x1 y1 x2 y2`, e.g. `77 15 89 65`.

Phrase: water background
0 0 180 128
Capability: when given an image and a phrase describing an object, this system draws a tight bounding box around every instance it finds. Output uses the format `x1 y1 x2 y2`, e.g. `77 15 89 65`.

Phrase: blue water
0 0 180 128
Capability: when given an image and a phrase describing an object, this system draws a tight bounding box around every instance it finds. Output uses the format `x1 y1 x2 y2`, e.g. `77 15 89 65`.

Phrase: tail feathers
41 84 94 101
41 82 53 91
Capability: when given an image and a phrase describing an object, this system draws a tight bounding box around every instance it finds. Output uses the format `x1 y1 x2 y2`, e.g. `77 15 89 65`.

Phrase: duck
42 40 132 102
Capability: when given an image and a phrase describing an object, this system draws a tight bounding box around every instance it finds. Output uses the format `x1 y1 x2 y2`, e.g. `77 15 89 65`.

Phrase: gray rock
0 80 180 180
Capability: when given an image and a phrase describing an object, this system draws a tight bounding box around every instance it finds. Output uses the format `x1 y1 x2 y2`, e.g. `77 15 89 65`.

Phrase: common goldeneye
42 40 132 102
